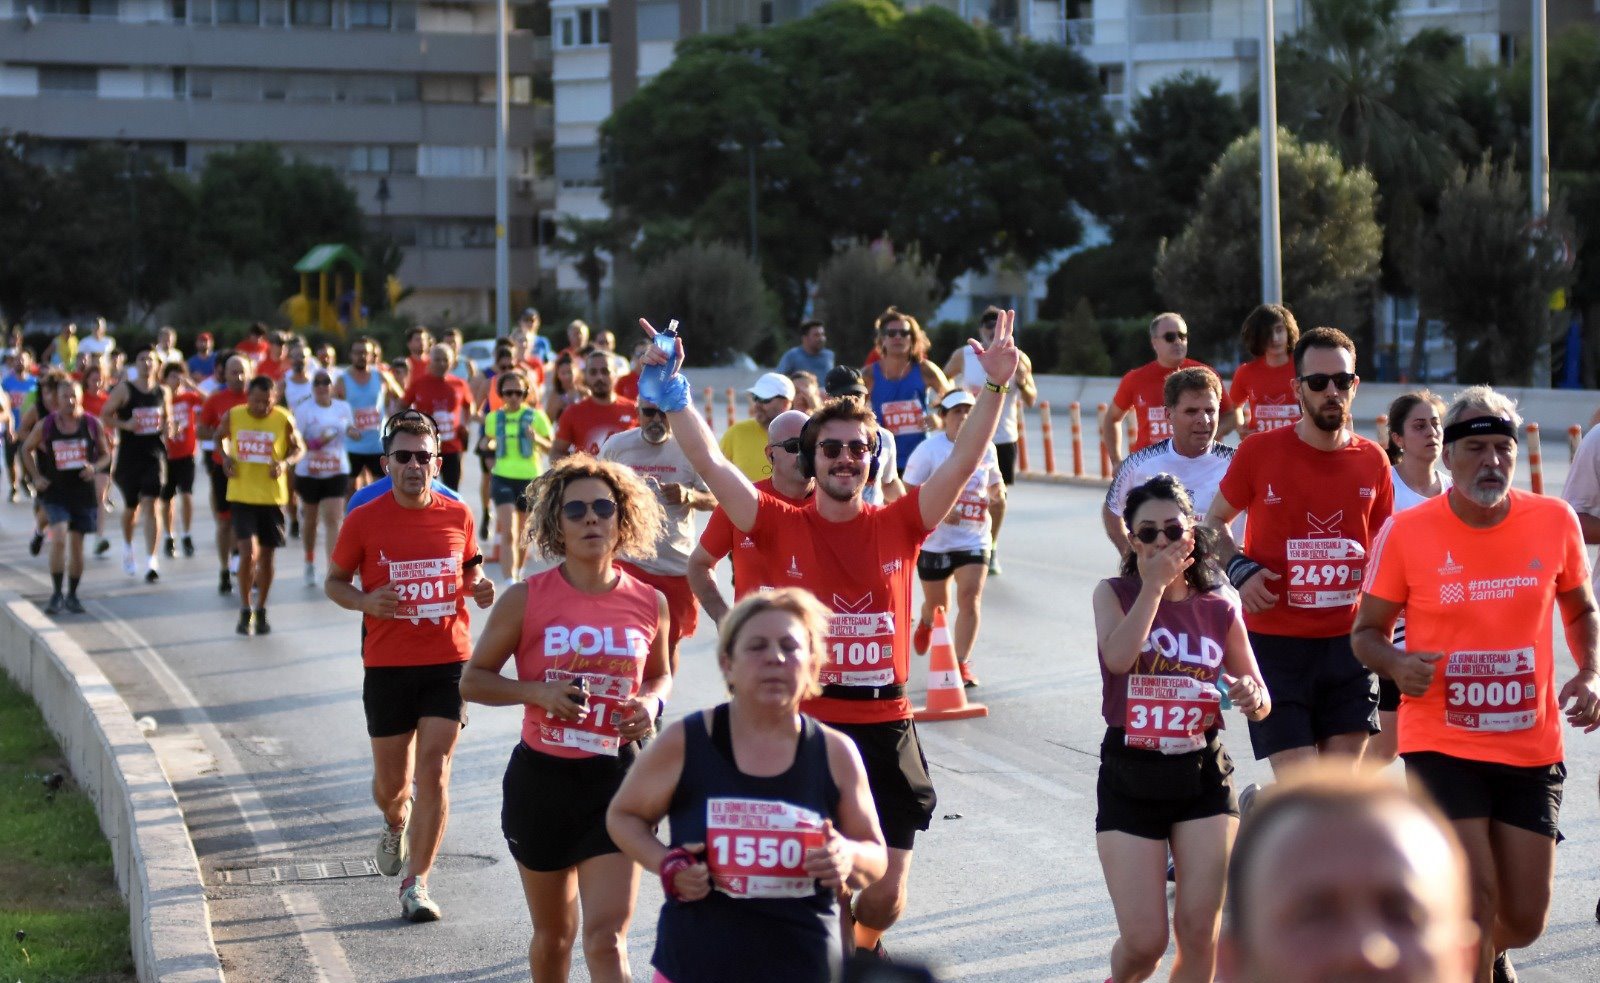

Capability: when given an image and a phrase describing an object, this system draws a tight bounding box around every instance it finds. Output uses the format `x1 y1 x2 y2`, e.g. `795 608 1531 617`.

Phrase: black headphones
796 413 880 482
381 408 438 448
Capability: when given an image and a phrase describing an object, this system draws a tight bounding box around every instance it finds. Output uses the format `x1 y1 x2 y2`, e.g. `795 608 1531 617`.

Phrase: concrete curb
1015 471 1111 489
0 592 225 983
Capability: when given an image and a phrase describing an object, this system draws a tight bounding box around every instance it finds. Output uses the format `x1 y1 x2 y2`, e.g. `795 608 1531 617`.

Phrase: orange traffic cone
914 607 988 722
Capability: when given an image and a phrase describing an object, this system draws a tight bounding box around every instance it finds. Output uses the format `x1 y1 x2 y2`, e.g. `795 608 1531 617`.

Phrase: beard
1462 469 1510 507
1303 397 1348 433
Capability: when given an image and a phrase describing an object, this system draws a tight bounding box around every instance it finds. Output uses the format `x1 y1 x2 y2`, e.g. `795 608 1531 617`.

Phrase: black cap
823 365 868 397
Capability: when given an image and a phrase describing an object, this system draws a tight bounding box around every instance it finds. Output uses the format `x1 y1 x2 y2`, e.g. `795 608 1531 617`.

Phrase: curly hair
524 454 664 561
873 306 931 362
1119 474 1222 593
717 588 833 700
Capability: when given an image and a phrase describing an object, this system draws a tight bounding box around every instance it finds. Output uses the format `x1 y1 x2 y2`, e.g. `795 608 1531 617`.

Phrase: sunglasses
562 498 618 521
500 388 528 397
387 449 436 466
1132 523 1187 545
753 394 787 405
818 439 871 460
1299 372 1357 392
881 329 911 339
769 437 803 454
1160 331 1188 343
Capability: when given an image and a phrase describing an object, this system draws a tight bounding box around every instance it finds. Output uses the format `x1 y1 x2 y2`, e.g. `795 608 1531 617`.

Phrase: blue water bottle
639 319 678 404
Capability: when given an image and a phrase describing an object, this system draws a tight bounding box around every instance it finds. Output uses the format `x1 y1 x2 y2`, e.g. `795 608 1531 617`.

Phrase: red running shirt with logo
554 397 638 456
1228 357 1299 434
1113 358 1234 454
698 477 812 598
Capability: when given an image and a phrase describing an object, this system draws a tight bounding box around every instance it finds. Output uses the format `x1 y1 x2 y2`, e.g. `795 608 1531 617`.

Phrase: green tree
612 241 779 365
1154 129 1382 361
813 241 942 366
0 137 63 323
602 0 1113 318
1413 160 1577 384
552 216 630 323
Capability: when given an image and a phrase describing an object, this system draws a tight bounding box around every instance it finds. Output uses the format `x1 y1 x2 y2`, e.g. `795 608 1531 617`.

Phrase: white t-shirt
598 429 709 577
1105 438 1235 525
78 335 116 357
283 374 317 411
1561 424 1600 589
902 431 1001 553
958 350 1023 444
1391 464 1450 513
294 399 354 479
863 425 898 507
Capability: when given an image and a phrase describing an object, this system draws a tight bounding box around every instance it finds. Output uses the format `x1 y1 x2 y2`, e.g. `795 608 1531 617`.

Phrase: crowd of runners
3 301 1599 983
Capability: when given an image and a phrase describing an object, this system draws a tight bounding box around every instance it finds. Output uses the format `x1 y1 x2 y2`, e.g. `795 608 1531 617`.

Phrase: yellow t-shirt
719 418 771 481
225 404 292 506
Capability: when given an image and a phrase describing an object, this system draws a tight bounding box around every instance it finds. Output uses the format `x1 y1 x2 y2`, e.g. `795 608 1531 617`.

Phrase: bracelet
1226 554 1265 589
659 846 697 902
984 379 1008 394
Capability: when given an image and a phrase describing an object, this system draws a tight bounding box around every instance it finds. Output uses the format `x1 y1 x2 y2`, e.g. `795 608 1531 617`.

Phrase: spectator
776 319 835 378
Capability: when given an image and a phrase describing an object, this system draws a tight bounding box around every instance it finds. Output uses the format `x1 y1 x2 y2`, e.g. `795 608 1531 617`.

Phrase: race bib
1143 405 1171 441
386 555 458 624
354 408 381 432
705 798 826 899
879 399 924 436
236 429 276 464
1444 648 1537 732
1125 674 1222 754
537 670 634 756
132 405 163 436
433 405 456 443
951 492 988 530
307 450 343 477
823 610 896 688
1286 537 1365 608
52 438 88 471
1252 403 1299 431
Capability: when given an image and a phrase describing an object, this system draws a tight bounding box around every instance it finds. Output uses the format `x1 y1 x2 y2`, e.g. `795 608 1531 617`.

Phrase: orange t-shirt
257 356 286 382
748 488 930 725
1113 359 1234 453
554 397 637 456
1228 357 1299 434
332 491 479 668
699 478 813 597
1365 490 1588 766
1217 424 1394 637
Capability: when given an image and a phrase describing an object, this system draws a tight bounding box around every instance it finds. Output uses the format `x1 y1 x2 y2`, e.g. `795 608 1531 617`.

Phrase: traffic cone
914 607 988 722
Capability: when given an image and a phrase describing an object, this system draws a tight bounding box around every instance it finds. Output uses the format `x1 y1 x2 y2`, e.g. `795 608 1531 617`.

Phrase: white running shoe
399 881 440 923
122 547 137 577
376 821 408 877
304 562 317 587
228 552 240 574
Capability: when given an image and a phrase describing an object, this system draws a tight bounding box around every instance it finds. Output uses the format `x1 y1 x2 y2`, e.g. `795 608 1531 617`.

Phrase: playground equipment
287 244 367 336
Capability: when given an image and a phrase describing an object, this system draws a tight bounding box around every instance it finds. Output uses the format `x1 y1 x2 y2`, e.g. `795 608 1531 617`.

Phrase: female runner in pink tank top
461 455 671 983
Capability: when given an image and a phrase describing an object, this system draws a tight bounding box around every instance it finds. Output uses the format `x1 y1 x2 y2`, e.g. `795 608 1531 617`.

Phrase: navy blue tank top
653 704 842 983
870 361 929 465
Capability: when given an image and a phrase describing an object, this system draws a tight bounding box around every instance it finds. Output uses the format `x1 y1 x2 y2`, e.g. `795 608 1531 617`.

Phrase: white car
459 338 497 375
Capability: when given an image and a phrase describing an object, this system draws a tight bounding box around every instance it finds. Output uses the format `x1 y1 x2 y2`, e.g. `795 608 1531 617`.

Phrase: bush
813 242 942 366
611 241 780 366
167 265 284 331
1054 300 1112 375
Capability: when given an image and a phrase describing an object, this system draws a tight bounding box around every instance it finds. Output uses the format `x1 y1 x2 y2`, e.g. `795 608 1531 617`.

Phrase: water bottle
639 319 678 404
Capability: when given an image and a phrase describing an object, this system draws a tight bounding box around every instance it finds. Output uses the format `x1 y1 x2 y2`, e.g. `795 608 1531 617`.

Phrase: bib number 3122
1125 674 1221 754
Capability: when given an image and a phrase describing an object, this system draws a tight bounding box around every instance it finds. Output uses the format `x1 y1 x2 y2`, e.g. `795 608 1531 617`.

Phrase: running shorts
438 452 462 492
294 474 349 504
616 560 696 656
1403 750 1565 839
916 547 990 582
42 500 99 535
501 739 636 871
827 718 936 851
1095 728 1238 840
160 456 196 501
994 440 1017 486
230 502 287 548
1244 631 1378 760
490 474 532 512
349 452 385 481
114 456 165 504
1378 675 1402 713
362 662 468 739
206 457 231 515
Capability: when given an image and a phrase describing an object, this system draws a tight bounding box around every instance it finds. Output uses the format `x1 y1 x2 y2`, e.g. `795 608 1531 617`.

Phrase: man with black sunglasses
1103 312 1236 472
640 309 1021 962
1205 326 1393 785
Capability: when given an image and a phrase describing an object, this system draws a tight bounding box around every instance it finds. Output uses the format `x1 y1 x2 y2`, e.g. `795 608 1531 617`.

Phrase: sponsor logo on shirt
1306 511 1344 537
882 558 902 577
1440 583 1466 605
1466 575 1538 602
1529 557 1543 570
1263 484 1281 505
1359 487 1373 498
786 555 803 580
1438 552 1463 576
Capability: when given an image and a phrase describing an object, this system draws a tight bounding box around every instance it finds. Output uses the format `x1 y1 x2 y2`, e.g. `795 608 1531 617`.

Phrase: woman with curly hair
461 454 672 983
865 306 949 471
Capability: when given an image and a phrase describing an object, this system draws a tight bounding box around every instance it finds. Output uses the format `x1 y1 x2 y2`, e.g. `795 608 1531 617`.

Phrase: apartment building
0 0 554 324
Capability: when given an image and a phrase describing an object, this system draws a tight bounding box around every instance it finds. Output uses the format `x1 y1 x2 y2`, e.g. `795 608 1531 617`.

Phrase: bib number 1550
711 834 804 871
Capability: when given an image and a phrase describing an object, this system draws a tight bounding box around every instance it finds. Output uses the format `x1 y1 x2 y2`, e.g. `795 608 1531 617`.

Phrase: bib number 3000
1444 648 1537 732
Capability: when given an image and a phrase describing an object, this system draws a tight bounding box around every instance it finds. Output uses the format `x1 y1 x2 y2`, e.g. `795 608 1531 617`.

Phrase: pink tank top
517 565 660 759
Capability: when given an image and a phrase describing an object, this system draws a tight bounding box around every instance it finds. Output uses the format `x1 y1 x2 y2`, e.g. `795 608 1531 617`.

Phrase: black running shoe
45 592 64 615
289 518 300 539
63 595 84 614
95 538 110 556
236 608 253 635
253 607 270 635
182 535 195 558
163 536 176 558
28 532 43 556
219 571 232 595
1493 951 1518 983
145 568 159 584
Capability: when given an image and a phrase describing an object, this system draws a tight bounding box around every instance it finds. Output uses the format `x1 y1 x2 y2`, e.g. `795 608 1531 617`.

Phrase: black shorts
114 456 165 504
501 739 636 871
349 452 385 481
993 440 1017 485
828 719 936 851
205 457 230 515
230 501 287 548
1245 631 1378 760
1378 675 1402 713
362 662 468 739
439 451 462 491
1095 728 1238 840
294 474 349 504
490 474 532 511
1404 750 1565 839
160 456 196 500
478 449 495 473
916 547 989 582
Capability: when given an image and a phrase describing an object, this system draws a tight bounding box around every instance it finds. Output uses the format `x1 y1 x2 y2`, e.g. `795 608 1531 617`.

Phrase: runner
220 376 305 635
544 352 587 425
1368 389 1449 767
550 350 637 458
1103 313 1235 471
152 325 183 366
293 371 355 585
1104 367 1234 555
905 390 1004 687
1228 304 1300 436
599 398 715 673
399 343 474 491
788 371 821 414
256 332 289 384
481 368 552 584
334 336 402 489
1093 475 1269 983
327 414 494 924
1204 327 1392 779
823 366 903 506
20 379 112 614
944 306 1036 575
688 409 814 624
198 355 253 594
404 326 432 381
78 359 114 555
77 317 116 363
4 349 39 501
458 455 668 978
607 589 888 983
471 345 518 536
19 372 66 557
345 410 463 513
235 323 270 364
186 331 216 381
720 373 794 481
280 340 317 412
42 322 77 370
158 361 204 559
100 348 172 583
776 318 835 378
643 308 1019 959
1353 386 1600 982
865 307 949 471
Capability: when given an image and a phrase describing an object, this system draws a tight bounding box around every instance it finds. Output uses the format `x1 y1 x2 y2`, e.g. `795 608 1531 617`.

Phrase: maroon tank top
1098 576 1237 728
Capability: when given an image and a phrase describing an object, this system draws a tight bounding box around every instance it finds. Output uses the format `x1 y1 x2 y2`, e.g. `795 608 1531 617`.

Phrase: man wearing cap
824 365 904 505
720 372 794 481
777 319 834 378
187 332 217 381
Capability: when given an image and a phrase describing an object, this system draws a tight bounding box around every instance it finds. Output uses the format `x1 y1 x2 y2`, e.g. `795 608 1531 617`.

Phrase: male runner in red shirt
1102 312 1234 469
400 343 474 491
551 349 637 457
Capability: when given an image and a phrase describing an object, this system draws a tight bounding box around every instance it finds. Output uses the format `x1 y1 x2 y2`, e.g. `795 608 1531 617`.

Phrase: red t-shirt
1113 358 1233 454
748 488 930 725
699 478 813 597
1228 357 1299 434
407 354 430 381
81 389 108 419
555 397 638 456
257 356 287 382
166 390 204 460
402 373 475 454
615 371 640 401
1217 425 1394 637
199 388 249 465
332 491 479 668
235 337 269 362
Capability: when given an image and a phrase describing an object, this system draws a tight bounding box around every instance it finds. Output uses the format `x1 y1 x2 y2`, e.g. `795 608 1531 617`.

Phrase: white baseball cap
747 372 796 402
938 389 976 411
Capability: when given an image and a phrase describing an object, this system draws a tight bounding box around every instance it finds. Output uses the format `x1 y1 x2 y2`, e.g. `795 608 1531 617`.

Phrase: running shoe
399 881 441 923
235 608 253 636
959 662 980 688
228 551 240 574
480 507 490 538
376 820 409 876
181 535 195 558
1239 782 1261 817
6 487 14 502
304 562 317 587
45 592 63 615
289 517 300 540
144 568 159 584
95 537 110 556
987 550 1002 576
856 940 891 963
63 595 84 614
1493 951 1517 983
253 607 270 635
912 620 932 656
219 570 232 595
163 536 176 558
28 532 43 556
122 547 137 577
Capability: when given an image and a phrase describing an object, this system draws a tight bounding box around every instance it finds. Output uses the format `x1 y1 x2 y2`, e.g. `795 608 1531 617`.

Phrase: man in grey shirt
776 319 835 378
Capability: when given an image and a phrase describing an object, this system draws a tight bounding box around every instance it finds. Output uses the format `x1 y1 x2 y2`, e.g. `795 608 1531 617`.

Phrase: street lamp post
1531 0 1552 384
720 136 783 264
494 0 511 337
1259 0 1282 306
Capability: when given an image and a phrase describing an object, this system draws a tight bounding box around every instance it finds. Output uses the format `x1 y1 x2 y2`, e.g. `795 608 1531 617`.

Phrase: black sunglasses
881 329 911 339
500 387 528 397
639 407 664 418
1160 331 1188 343
769 437 802 454
818 439 871 460
562 498 618 521
388 449 436 466
1299 372 1357 392
1131 523 1186 545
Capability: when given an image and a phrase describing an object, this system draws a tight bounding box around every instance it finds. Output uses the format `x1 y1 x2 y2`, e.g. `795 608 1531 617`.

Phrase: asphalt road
2 446 1597 983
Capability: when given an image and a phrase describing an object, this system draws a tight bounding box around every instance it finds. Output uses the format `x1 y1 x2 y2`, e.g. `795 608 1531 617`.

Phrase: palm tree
551 216 628 322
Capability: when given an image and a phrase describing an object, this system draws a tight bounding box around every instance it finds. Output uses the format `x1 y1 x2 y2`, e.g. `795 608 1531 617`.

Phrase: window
420 75 475 103
287 72 338 101
38 66 99 96
216 0 260 22
349 0 390 26
38 0 118 19
291 0 331 25
511 75 532 104
350 145 392 173
189 69 213 99
392 0 415 28
553 6 609 48
262 0 287 24
211 70 262 100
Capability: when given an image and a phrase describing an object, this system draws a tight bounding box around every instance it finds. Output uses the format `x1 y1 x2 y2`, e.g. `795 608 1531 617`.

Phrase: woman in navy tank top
608 589 888 983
